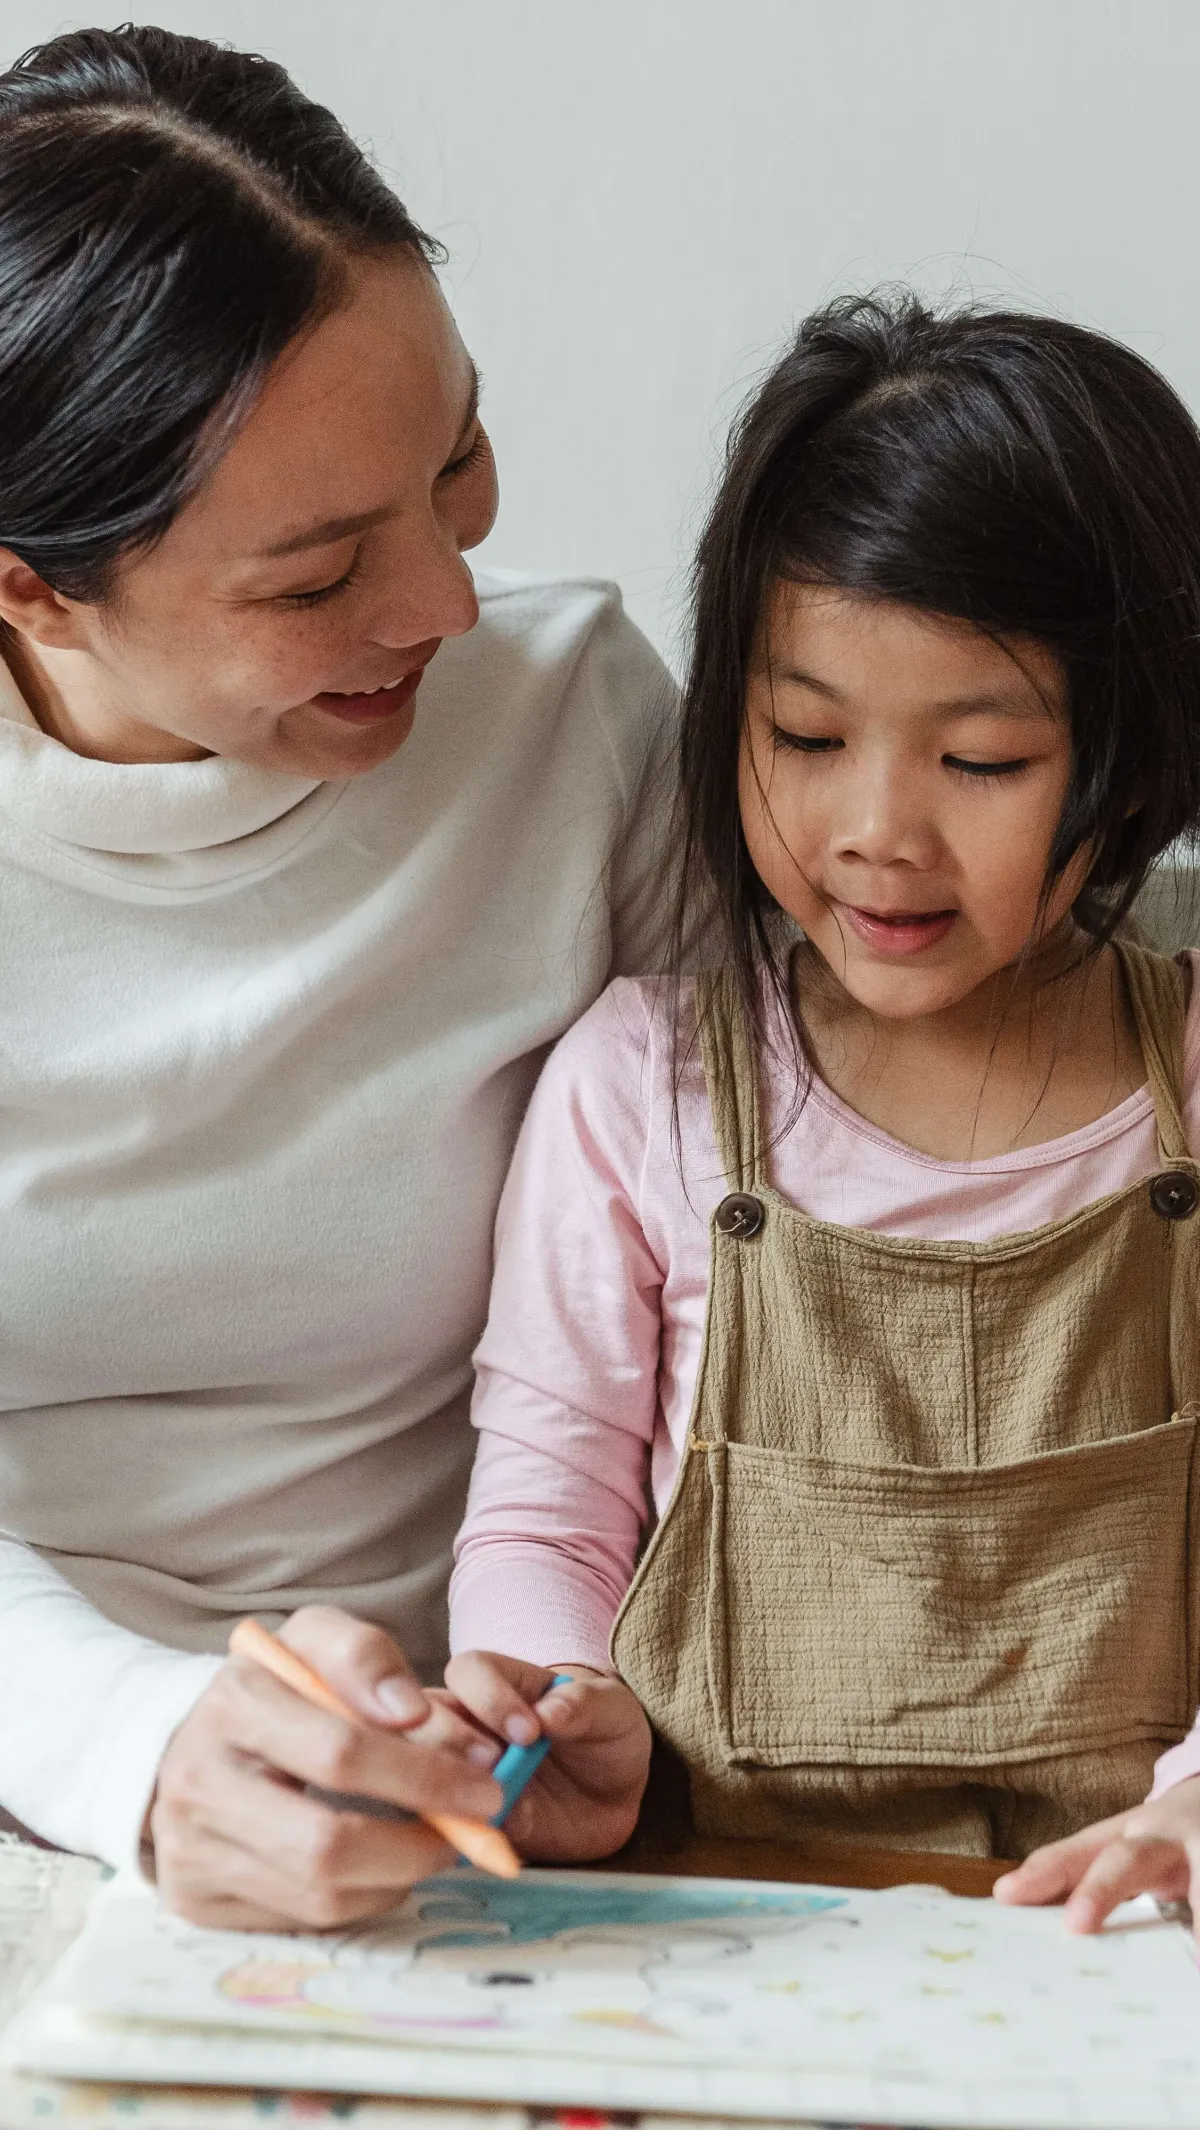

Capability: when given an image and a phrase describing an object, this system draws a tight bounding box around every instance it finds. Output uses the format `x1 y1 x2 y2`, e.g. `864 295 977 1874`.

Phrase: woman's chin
257 698 419 779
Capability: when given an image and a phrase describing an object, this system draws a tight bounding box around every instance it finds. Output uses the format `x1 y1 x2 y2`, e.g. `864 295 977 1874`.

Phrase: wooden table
605 1743 1013 1896
614 1826 1010 1897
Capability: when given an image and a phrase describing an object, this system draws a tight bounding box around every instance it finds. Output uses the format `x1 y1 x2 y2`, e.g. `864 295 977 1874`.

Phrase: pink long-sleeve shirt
450 961 1200 1801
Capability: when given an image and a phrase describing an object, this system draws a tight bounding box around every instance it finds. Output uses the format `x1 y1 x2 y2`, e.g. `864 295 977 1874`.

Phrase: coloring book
3 1866 1199 2129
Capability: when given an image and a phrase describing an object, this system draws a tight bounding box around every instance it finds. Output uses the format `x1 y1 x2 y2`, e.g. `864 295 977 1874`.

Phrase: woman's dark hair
675 290 1200 1058
0 22 441 598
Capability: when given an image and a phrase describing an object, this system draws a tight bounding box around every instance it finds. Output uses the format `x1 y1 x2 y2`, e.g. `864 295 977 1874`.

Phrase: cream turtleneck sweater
0 570 673 1868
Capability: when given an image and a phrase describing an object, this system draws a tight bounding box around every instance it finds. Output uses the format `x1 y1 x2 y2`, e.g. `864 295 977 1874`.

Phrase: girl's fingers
408 1687 502 1768
1062 1835 1191 1934
444 1650 557 1745
535 1672 635 1741
993 1814 1128 1906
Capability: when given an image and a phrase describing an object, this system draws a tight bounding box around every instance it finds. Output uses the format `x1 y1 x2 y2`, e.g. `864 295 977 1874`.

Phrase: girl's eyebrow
769 666 1053 720
769 665 843 700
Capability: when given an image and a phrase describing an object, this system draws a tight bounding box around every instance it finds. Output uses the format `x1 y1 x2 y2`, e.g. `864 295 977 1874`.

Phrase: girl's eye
279 559 361 611
440 428 489 480
944 755 1030 781
774 730 843 754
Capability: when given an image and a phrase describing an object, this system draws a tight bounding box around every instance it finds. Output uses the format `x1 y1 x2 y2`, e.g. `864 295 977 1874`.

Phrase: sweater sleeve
450 983 664 1669
0 1536 221 1867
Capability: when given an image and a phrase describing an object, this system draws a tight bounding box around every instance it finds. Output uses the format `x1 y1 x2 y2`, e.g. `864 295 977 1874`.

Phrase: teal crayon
490 1672 573 1823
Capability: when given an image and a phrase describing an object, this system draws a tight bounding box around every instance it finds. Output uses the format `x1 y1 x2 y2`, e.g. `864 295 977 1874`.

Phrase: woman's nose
373 522 480 648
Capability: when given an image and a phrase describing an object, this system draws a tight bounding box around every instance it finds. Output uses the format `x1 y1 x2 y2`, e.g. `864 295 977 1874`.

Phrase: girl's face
0 251 498 776
740 584 1080 1022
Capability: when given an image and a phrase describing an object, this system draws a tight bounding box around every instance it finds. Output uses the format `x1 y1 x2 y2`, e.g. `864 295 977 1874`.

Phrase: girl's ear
0 549 89 649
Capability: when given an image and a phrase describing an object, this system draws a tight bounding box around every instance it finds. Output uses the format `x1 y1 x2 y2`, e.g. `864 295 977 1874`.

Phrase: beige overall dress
611 944 1200 1858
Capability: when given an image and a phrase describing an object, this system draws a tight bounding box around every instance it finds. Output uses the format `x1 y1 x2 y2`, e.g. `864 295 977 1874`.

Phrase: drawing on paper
49 1866 1200 2091
214 1874 848 2042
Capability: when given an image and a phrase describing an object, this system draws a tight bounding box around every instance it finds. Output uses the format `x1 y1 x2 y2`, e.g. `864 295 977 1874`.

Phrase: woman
0 25 673 1929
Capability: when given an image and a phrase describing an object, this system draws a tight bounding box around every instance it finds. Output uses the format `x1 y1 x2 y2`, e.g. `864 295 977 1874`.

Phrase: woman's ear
0 549 89 649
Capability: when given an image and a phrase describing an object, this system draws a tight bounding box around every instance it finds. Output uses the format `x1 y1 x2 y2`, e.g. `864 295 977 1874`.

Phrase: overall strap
1115 939 1191 1165
697 967 766 1193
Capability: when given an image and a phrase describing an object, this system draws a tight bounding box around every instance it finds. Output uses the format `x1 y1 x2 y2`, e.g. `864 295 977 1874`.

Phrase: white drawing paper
5 1867 1199 2129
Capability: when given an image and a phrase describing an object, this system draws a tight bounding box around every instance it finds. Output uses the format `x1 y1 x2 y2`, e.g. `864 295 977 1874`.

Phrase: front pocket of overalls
705 1415 1199 1767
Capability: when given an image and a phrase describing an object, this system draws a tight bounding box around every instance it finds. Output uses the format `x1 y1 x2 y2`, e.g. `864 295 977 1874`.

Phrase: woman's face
0 251 498 776
740 583 1080 1023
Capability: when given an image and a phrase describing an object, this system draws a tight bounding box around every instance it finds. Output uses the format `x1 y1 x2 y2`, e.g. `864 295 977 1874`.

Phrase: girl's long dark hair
672 291 1200 1065
0 23 441 599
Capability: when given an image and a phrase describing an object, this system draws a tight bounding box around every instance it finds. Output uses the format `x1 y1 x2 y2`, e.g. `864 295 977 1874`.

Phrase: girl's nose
832 764 938 869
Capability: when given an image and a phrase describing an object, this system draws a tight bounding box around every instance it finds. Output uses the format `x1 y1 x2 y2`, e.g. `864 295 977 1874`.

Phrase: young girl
439 294 1200 1932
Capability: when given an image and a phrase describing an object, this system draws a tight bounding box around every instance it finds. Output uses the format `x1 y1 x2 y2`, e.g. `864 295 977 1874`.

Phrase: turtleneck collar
0 654 323 856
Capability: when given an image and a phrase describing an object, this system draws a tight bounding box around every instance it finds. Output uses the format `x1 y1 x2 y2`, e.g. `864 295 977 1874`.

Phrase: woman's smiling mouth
312 659 434 725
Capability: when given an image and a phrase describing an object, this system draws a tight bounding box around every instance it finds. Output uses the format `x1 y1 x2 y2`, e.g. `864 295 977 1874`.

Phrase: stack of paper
4 1865 1198 2129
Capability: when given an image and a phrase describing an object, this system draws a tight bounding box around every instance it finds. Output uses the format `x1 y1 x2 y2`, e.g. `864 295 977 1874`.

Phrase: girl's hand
439 1651 652 1861
993 1776 1200 1940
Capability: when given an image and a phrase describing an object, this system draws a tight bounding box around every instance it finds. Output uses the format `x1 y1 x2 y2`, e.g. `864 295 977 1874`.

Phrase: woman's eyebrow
254 363 482 560
259 502 394 559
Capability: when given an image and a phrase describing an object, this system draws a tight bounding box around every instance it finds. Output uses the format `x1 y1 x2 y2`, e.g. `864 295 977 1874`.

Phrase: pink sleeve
1149 1723 1200 1800
449 982 665 1671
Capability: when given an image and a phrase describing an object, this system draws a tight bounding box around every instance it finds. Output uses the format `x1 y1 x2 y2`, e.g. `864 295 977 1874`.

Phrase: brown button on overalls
612 943 1200 1859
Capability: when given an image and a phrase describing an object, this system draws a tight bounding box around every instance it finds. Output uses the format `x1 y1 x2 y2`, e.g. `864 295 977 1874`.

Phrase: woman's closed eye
275 432 491 610
279 557 363 610
439 427 491 481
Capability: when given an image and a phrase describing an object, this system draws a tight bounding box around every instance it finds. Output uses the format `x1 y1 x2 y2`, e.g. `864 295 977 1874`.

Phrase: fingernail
504 1714 539 1745
467 1740 501 1768
376 1675 427 1723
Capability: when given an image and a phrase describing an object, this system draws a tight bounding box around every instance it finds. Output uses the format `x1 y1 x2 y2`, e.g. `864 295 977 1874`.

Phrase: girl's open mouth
838 903 958 957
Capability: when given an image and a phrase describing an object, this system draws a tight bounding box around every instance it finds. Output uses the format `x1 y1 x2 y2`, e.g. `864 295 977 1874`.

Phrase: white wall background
2 1 1199 669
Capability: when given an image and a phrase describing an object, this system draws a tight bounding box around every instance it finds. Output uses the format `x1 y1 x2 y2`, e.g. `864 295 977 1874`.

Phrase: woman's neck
0 625 209 765
793 928 1147 1161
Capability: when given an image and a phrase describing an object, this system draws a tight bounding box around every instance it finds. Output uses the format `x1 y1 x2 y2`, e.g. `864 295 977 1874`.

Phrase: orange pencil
228 1616 521 1880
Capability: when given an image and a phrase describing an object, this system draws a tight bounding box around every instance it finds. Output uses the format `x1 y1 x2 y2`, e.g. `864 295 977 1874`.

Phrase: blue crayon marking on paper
413 1872 845 1949
490 1672 573 1823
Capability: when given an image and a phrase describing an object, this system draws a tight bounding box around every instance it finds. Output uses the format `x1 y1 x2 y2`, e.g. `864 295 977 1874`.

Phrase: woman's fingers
279 1604 429 1729
222 1660 501 1820
443 1649 559 1744
154 1749 452 1930
153 1636 504 1927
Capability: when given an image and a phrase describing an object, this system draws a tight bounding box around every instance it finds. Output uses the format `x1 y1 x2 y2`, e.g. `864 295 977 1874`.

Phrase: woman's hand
439 1651 652 1862
152 1606 503 1932
993 1776 1200 1940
